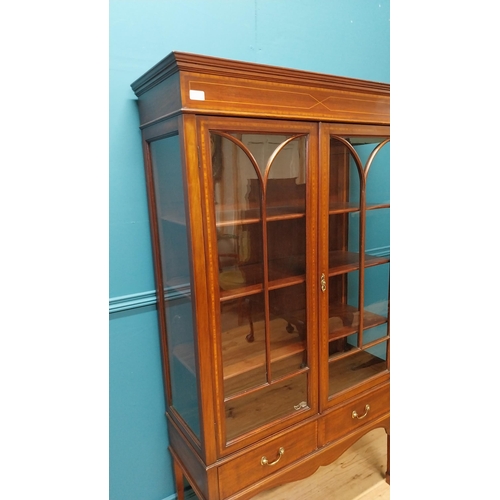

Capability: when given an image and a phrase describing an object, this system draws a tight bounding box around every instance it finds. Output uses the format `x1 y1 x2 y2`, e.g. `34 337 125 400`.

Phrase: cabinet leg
173 458 185 500
385 432 390 485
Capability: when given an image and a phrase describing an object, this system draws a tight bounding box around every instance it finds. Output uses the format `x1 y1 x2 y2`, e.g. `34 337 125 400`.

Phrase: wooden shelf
366 202 390 210
328 305 387 341
329 201 359 214
219 255 306 300
329 250 389 275
328 201 389 214
215 199 306 227
328 349 388 396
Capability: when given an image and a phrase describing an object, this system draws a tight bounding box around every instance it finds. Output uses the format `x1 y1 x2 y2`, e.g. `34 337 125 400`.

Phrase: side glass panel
327 135 390 398
211 132 310 443
150 135 201 438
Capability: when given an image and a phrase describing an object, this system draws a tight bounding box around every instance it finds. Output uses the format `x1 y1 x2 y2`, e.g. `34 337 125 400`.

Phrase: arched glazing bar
210 131 310 393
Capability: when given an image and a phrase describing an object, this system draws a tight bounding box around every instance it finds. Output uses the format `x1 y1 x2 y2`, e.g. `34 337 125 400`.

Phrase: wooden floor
186 427 389 499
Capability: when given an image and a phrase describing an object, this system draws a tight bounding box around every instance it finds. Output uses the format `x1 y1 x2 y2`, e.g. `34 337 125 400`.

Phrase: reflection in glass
221 294 266 398
217 221 263 290
269 283 308 379
267 218 306 281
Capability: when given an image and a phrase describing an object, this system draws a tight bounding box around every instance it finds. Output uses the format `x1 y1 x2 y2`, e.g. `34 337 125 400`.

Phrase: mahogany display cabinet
131 52 390 500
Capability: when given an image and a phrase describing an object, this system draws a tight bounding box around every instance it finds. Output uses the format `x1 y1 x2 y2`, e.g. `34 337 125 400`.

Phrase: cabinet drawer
218 421 317 498
320 383 389 446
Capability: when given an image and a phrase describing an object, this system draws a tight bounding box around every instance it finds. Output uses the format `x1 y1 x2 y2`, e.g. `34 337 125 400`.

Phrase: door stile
179 114 217 464
195 116 230 461
305 127 320 415
317 123 331 414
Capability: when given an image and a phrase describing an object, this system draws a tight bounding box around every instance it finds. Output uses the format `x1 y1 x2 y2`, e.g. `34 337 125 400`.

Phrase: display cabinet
131 52 390 500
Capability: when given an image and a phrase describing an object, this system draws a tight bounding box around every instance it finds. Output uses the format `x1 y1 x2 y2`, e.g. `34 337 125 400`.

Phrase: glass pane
240 134 301 178
366 141 390 206
328 340 388 396
328 271 359 358
221 294 266 399
267 218 306 280
150 135 201 439
269 283 308 379
366 208 389 259
165 296 200 435
363 263 389 344
329 137 360 211
225 373 308 442
329 212 360 271
364 324 388 345
265 136 308 379
217 221 263 289
211 133 260 224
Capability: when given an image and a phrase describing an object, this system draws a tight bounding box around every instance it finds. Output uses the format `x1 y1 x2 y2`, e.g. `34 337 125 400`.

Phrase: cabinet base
171 414 389 500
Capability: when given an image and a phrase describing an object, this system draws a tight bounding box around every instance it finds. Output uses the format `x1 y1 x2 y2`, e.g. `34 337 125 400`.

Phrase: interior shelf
215 202 306 228
327 304 387 341
219 255 306 300
328 250 389 275
328 201 359 214
328 348 388 396
328 201 389 214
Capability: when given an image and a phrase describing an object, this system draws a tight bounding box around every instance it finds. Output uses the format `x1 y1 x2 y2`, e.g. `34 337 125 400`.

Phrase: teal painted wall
109 1 389 499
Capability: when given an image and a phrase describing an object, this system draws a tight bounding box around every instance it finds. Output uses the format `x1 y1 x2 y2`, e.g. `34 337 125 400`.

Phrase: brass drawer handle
352 404 370 420
261 447 284 466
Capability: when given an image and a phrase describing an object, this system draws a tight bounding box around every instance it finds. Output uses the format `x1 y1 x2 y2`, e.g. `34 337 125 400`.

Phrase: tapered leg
385 432 390 484
173 458 185 500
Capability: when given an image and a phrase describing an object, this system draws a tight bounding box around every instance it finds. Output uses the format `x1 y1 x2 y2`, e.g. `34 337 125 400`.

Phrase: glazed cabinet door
319 124 390 408
198 117 319 454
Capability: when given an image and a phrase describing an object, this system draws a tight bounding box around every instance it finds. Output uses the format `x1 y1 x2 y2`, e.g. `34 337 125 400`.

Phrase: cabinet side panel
149 133 202 440
168 416 211 499
136 73 182 127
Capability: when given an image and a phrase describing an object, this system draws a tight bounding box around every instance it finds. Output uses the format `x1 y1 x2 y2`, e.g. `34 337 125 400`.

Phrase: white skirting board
162 488 197 500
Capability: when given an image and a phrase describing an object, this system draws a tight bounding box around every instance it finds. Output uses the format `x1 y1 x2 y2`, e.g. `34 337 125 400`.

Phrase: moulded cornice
131 51 389 97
